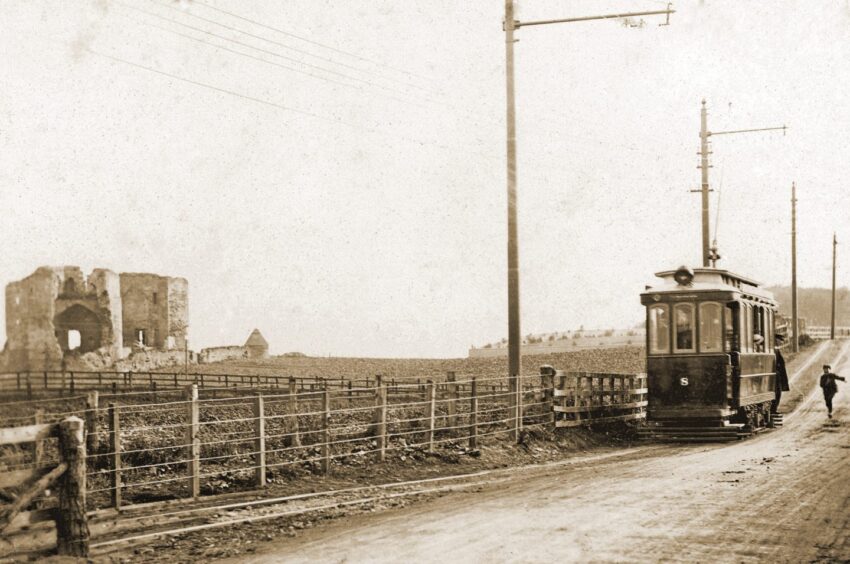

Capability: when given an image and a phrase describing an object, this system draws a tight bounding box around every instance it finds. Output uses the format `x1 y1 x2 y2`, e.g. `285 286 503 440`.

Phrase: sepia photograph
1 1 848 561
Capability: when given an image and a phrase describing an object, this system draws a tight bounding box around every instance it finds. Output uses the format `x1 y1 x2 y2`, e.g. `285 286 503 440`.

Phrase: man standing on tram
772 333 790 414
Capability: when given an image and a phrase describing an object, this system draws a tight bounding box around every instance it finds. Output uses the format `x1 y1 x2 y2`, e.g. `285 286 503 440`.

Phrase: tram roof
643 267 777 305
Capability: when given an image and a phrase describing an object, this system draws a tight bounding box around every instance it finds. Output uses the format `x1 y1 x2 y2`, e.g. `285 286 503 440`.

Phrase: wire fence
0 369 645 513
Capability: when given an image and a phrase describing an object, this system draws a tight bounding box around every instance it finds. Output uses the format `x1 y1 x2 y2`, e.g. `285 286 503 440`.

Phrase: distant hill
767 286 850 326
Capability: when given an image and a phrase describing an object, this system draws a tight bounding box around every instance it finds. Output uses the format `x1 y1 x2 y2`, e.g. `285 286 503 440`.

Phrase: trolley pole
502 0 675 441
791 182 799 352
831 233 837 340
694 102 786 267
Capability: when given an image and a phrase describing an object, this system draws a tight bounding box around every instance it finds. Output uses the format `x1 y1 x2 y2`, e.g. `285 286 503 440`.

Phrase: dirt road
237 342 850 563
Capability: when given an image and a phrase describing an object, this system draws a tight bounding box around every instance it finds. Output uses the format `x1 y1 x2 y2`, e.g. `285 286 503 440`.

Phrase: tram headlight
674 266 694 286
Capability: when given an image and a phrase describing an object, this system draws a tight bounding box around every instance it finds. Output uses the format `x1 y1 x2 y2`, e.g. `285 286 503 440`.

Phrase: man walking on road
820 364 846 419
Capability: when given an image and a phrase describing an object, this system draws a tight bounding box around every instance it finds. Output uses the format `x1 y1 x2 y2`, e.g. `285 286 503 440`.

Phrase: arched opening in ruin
54 304 102 354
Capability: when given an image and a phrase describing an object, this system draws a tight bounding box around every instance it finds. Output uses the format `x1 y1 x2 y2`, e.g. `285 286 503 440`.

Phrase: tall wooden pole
791 182 799 352
699 100 711 267
831 233 837 340
505 0 521 442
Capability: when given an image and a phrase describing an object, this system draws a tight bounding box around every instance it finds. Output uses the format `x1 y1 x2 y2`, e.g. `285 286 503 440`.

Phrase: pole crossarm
515 9 675 28
709 125 787 137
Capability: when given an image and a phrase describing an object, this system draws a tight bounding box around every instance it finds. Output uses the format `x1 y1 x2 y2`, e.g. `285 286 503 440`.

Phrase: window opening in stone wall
166 336 176 350
68 330 81 350
153 292 158 305
64 278 76 295
136 329 146 346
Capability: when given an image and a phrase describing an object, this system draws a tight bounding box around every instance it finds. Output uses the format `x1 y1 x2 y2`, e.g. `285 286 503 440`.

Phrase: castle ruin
2 266 188 371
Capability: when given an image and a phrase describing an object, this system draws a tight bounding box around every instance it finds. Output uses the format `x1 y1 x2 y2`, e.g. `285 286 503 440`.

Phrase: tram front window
674 303 695 353
699 302 722 352
649 304 669 354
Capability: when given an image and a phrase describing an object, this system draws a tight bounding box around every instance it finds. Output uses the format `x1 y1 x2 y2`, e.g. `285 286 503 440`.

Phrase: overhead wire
188 0 438 84
147 0 440 96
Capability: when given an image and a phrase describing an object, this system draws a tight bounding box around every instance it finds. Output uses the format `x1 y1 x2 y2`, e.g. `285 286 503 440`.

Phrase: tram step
640 427 743 435
650 435 742 443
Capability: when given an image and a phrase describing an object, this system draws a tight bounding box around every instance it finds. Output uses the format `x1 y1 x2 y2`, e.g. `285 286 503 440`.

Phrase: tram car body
640 266 778 439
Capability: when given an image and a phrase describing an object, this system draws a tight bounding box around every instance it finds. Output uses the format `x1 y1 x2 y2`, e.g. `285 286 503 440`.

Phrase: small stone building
2 266 188 371
244 329 269 359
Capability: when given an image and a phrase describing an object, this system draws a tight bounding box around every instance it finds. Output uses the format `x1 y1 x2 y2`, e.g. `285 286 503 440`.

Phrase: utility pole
694 102 787 267
504 1 520 440
832 233 837 340
503 1 674 441
791 182 799 352
699 101 711 267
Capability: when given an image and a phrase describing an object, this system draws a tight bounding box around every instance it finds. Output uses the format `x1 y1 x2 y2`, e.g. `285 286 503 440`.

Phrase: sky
2 1 850 358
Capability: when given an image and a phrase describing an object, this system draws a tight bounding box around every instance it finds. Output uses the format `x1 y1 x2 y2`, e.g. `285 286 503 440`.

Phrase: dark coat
774 348 790 392
820 372 846 395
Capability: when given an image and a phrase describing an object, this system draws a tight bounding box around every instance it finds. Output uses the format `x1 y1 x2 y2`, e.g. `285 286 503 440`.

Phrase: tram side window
699 302 722 352
673 303 695 353
753 306 765 352
725 303 738 351
648 305 670 354
767 310 774 347
743 304 752 353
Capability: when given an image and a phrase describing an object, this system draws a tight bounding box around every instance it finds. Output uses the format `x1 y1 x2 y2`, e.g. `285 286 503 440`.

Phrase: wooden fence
541 366 648 428
0 370 510 400
0 417 89 557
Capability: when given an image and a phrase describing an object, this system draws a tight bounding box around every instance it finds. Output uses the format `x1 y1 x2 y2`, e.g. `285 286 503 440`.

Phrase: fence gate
540 367 647 428
0 416 89 558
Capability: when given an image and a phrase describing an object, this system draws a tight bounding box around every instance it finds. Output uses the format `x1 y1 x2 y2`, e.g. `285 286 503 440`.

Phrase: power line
117 2 420 100
116 2 491 126
89 49 344 126
147 0 441 98
120 13 433 112
189 0 437 85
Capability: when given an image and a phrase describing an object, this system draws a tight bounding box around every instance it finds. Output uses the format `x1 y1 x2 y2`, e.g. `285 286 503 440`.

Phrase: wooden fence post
427 380 436 453
446 372 457 430
57 416 90 557
375 381 387 462
469 377 479 449
347 380 353 406
254 393 266 487
539 366 555 424
371 375 383 436
85 391 99 454
321 385 331 474
185 384 200 498
108 403 122 508
33 409 44 464
26 373 32 401
287 378 301 447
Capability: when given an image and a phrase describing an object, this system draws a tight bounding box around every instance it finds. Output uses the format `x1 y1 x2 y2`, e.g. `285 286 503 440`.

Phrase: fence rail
0 370 512 400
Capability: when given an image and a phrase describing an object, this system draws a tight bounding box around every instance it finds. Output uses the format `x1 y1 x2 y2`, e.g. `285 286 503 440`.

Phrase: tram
639 265 779 441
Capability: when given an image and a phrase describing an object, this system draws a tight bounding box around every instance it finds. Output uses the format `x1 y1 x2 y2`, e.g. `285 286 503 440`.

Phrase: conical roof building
244 329 269 359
